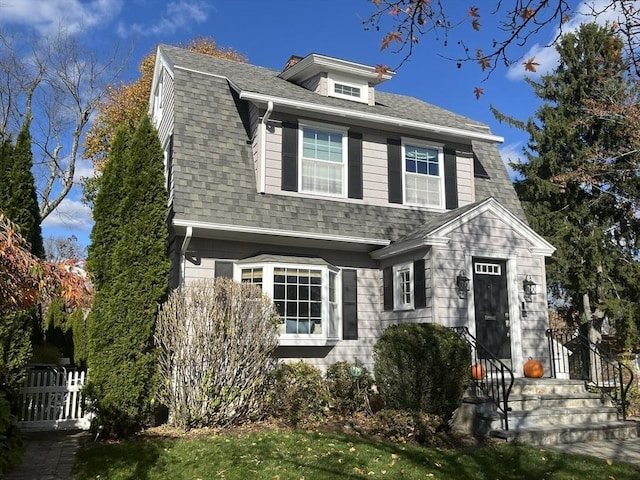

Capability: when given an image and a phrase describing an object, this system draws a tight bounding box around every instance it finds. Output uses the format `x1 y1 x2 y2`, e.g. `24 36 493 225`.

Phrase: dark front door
473 258 511 359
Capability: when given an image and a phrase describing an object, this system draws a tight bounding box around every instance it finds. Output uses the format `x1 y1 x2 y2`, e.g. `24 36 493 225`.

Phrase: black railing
546 328 634 420
452 326 515 431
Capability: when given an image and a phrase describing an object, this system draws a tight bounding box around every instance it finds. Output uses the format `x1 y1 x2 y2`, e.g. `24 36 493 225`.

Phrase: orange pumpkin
471 363 486 380
523 358 544 378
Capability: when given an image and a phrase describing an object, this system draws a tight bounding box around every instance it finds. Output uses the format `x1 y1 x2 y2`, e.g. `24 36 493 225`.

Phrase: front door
473 258 511 359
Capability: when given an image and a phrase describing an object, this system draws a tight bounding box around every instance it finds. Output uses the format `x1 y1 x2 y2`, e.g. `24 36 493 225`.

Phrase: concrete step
507 406 619 428
507 378 592 396
491 420 640 446
508 392 610 411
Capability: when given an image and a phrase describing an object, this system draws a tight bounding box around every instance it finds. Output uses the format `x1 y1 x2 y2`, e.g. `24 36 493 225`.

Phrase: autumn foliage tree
0 211 91 393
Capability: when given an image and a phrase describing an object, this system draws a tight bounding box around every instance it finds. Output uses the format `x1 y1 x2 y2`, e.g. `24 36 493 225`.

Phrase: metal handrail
546 328 634 420
452 326 515 431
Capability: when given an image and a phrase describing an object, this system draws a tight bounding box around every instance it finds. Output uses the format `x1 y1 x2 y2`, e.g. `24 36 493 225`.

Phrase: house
149 45 555 376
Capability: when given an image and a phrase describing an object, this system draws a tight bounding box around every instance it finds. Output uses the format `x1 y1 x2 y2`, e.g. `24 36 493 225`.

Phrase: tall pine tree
500 23 640 347
86 115 169 437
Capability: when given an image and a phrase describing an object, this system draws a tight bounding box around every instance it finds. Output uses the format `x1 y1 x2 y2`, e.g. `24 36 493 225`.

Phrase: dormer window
278 53 393 106
328 75 368 104
334 83 360 98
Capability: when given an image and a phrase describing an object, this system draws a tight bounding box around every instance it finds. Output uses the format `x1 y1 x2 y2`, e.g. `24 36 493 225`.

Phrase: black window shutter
387 138 403 204
383 267 393 311
444 147 458 209
413 259 426 309
348 131 363 199
215 261 234 279
281 121 298 192
342 269 358 340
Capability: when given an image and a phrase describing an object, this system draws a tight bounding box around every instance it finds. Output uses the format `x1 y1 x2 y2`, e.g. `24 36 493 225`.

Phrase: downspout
180 226 193 285
259 101 273 193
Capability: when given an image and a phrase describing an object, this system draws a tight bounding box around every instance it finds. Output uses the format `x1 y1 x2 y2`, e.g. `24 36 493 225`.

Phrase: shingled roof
160 45 526 247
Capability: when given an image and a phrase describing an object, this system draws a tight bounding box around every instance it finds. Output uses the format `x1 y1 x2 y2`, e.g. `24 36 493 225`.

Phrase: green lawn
74 429 640 479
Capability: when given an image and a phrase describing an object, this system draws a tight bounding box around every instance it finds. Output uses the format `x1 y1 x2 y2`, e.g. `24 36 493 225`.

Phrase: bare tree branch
0 27 127 220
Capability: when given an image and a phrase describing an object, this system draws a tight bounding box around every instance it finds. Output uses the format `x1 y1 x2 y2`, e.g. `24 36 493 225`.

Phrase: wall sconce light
523 275 537 302
456 271 470 299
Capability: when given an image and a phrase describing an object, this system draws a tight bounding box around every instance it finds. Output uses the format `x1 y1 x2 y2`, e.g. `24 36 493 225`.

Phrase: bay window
237 256 341 345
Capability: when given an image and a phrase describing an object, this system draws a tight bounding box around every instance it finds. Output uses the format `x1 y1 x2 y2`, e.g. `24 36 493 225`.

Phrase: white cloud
506 0 637 80
498 141 525 182
75 157 96 184
0 0 124 35
117 0 211 38
41 198 93 231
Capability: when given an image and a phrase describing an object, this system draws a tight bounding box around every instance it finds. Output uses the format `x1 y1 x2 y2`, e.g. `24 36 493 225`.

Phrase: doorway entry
473 258 511 360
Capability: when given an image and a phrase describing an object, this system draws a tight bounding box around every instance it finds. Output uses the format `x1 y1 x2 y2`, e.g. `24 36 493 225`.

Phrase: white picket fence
17 367 93 431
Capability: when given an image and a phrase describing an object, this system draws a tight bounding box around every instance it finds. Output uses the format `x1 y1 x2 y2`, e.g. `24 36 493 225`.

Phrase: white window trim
235 261 342 346
327 73 369 104
393 262 414 311
401 138 445 209
298 121 348 198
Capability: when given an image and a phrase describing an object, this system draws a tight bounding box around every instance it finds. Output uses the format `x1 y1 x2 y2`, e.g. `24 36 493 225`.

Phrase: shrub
373 323 470 421
155 278 279 430
366 409 443 445
0 391 23 473
325 361 374 416
267 362 331 427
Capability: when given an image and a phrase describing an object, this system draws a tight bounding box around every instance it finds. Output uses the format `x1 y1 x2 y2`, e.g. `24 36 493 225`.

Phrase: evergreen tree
500 23 640 347
86 128 129 291
86 115 169 437
0 124 44 258
0 138 13 209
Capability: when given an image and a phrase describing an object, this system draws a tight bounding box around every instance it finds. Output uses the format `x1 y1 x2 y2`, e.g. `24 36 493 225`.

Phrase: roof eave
239 91 504 143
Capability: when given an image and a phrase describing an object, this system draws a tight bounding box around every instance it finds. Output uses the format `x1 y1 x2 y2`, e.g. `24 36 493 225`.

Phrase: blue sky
0 0 630 250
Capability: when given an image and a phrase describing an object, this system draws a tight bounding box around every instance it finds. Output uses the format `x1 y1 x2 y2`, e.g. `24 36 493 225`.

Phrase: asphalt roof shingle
161 45 526 245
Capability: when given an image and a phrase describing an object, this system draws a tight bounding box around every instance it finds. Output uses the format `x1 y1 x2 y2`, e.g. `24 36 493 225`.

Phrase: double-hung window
300 124 347 197
393 262 414 310
403 141 444 208
237 256 341 345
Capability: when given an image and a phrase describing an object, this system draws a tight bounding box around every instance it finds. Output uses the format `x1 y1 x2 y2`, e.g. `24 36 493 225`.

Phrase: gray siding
262 121 477 209
181 237 388 373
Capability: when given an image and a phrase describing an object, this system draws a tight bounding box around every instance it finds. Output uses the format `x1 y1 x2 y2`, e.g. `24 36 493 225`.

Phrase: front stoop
451 378 640 447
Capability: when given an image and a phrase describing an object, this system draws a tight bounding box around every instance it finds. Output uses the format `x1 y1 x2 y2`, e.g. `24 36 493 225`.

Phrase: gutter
180 226 193 284
172 218 389 247
239 92 504 143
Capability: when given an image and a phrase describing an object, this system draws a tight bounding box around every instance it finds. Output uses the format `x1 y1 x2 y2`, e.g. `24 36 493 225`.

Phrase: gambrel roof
157 45 526 251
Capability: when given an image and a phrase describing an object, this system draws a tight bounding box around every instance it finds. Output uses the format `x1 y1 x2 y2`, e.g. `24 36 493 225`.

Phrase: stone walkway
5 430 90 480
546 437 640 469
